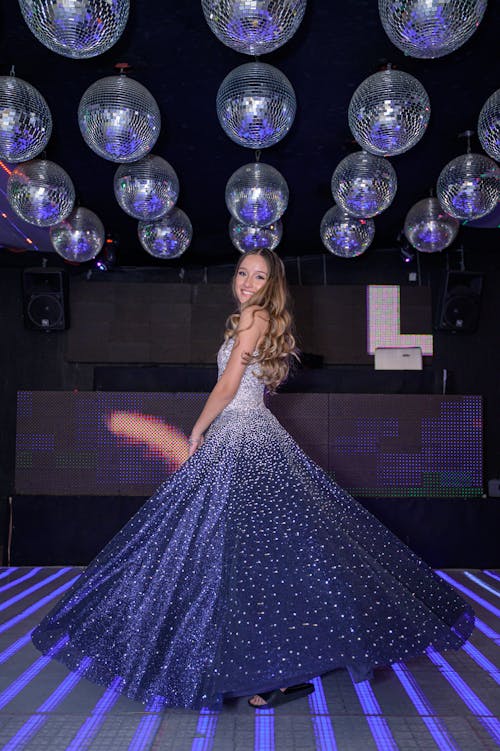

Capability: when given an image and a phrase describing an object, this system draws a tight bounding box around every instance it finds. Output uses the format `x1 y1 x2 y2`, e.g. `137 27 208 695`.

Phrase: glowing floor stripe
0 567 72 613
0 568 18 581
126 695 165 751
254 707 274 751
435 571 500 618
0 574 80 635
64 676 123 751
473 616 500 643
190 707 219 751
308 676 338 751
0 630 33 665
1 657 92 751
484 570 500 583
0 567 42 594
464 571 500 599
352 680 398 751
426 647 500 746
0 635 68 710
461 642 500 685
392 663 460 751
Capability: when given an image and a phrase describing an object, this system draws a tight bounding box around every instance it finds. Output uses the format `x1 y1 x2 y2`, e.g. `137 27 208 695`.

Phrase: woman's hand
188 434 204 457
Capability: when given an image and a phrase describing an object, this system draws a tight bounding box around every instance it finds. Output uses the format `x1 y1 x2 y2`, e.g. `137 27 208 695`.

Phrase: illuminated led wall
16 392 483 498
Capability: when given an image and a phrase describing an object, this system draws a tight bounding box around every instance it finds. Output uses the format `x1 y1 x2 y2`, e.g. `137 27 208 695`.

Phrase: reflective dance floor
0 567 498 751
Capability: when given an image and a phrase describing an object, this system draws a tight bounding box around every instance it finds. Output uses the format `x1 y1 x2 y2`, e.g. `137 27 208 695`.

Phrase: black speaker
437 271 483 333
22 268 69 331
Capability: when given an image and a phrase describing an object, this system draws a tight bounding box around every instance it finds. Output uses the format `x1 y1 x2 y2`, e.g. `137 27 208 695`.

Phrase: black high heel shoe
248 682 314 709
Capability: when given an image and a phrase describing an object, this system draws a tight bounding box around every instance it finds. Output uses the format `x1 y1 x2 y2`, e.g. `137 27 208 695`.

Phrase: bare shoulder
240 305 270 328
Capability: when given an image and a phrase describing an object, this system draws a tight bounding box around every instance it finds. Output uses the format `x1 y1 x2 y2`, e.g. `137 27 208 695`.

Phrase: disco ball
114 155 179 220
378 0 487 59
404 197 459 253
18 0 129 59
348 69 430 156
320 205 375 257
229 217 282 253
138 208 192 259
216 62 296 149
0 75 52 163
478 89 500 162
226 162 289 226
7 159 75 227
331 151 397 218
201 0 307 55
78 75 161 162
50 206 105 262
437 153 500 220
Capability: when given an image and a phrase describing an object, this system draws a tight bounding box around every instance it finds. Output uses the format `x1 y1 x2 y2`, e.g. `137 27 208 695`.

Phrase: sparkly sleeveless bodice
217 337 266 412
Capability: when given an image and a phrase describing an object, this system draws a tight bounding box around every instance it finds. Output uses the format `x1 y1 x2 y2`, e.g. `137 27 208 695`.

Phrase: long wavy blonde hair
223 249 300 394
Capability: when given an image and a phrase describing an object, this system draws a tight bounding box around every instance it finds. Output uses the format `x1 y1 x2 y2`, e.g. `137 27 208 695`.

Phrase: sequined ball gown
32 337 474 709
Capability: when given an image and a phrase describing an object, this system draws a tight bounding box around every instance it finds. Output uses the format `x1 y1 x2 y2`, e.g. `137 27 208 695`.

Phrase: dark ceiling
0 1 499 269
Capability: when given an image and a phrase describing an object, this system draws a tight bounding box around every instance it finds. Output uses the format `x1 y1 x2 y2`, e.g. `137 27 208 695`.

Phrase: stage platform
0 567 498 751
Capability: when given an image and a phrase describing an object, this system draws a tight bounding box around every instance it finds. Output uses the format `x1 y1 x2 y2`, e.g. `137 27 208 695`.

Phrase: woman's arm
189 306 268 453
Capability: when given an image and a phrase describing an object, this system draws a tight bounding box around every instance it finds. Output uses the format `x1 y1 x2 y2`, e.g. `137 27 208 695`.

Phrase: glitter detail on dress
32 337 475 709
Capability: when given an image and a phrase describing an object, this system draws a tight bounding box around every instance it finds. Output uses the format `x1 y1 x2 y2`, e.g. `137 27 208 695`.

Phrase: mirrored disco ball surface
201 0 307 55
18 0 129 59
138 208 192 259
404 197 459 252
348 69 430 156
320 205 375 257
226 162 289 226
50 206 105 261
217 62 296 149
0 76 52 162
7 159 75 227
478 89 500 162
378 0 487 59
331 151 397 218
229 217 282 252
78 76 161 162
437 153 500 220
114 155 179 220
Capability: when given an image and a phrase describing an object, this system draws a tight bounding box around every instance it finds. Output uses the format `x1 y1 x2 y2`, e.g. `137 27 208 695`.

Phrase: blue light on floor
308 677 338 751
352 680 398 751
0 574 80 636
0 630 33 665
464 571 500 599
191 707 219 751
0 568 19 581
484 570 500 583
473 617 500 643
127 695 165 751
0 567 41 594
1 657 92 751
392 662 460 751
426 646 500 746
0 635 68 710
0 567 73 613
254 707 274 751
461 642 500 685
64 676 123 751
435 571 500 618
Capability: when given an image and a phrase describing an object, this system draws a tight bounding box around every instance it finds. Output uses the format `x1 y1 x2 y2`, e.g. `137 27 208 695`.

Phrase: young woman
32 248 474 711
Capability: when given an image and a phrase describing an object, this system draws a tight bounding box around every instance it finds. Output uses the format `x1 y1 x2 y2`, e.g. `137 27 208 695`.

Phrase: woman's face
235 253 270 305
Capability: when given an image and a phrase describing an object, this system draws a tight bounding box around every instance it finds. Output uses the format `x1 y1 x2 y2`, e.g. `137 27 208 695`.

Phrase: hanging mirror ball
226 162 289 227
138 208 193 259
18 0 129 59
114 155 180 221
320 205 375 257
478 89 500 162
378 0 487 59
404 197 459 253
348 69 430 156
216 62 296 149
437 153 500 220
7 159 75 227
229 217 282 253
50 206 105 262
331 151 397 218
78 75 161 163
201 0 307 55
0 75 52 163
